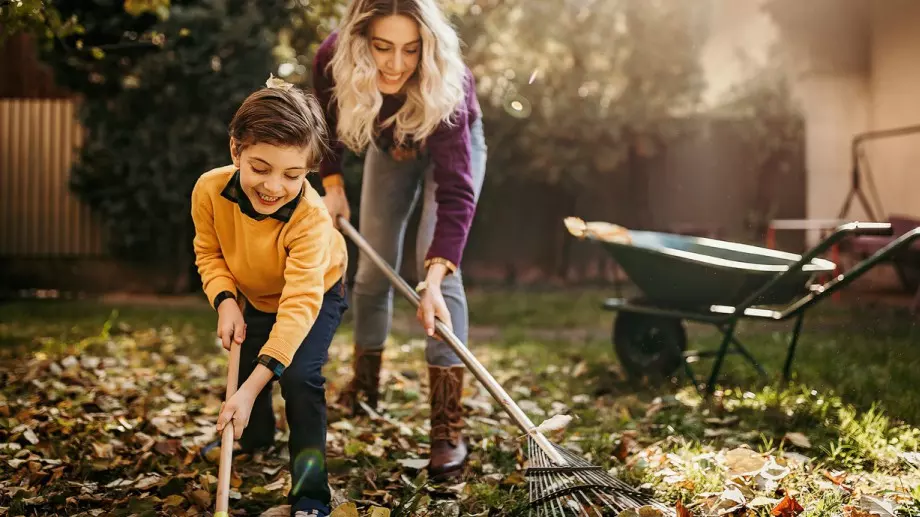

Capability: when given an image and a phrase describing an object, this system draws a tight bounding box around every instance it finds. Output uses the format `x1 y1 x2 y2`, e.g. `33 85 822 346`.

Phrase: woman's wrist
425 263 449 286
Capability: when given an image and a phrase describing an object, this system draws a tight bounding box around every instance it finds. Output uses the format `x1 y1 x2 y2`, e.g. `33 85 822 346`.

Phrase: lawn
1 288 919 516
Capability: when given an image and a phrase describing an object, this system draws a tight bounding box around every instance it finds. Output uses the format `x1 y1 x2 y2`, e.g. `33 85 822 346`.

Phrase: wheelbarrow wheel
613 312 687 378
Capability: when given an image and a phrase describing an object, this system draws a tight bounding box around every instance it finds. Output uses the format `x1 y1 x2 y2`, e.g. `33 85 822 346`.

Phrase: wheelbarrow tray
597 230 836 308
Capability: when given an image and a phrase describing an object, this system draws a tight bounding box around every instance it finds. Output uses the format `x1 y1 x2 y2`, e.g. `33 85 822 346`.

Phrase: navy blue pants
238 280 347 514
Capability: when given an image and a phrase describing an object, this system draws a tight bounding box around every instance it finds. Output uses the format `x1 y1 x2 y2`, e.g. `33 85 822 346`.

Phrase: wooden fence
0 98 107 257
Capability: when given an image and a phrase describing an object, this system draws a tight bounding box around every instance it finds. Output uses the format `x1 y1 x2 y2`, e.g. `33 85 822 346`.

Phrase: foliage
455 0 709 189
35 0 297 274
0 0 84 46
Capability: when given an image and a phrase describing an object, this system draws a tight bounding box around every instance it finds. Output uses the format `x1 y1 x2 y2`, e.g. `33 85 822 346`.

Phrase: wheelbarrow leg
781 313 806 382
706 321 738 395
729 336 767 378
680 353 703 395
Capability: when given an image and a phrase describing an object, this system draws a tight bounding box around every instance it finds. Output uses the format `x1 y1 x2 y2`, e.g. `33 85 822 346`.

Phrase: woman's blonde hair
328 0 466 153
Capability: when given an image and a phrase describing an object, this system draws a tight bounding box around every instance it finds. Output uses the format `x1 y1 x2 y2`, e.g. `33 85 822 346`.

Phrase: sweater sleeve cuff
255 354 285 379
206 278 237 309
212 290 236 311
322 174 345 190
258 337 295 368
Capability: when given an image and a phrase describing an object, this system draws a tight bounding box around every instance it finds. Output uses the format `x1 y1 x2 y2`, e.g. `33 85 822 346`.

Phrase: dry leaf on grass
534 414 573 434
261 505 292 517
724 448 766 477
617 505 665 517
770 493 804 517
396 458 429 470
329 502 359 517
782 432 811 449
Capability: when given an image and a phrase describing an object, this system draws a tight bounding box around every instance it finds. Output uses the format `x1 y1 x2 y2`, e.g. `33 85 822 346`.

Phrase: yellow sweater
191 165 348 367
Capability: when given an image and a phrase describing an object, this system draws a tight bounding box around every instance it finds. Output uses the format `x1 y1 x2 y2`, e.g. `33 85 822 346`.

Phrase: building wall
865 0 920 220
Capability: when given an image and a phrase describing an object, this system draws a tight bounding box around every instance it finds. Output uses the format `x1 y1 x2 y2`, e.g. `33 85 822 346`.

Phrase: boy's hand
216 389 256 440
217 299 246 351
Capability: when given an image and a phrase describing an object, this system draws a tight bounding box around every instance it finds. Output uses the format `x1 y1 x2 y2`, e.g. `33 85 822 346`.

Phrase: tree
36 0 304 292
0 0 84 46
453 0 708 275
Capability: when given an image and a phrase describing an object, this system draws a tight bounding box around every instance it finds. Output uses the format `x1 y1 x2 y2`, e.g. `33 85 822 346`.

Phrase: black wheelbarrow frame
598 222 920 395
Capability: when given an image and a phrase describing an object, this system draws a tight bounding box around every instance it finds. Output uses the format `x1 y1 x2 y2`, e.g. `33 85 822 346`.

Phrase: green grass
2 287 919 516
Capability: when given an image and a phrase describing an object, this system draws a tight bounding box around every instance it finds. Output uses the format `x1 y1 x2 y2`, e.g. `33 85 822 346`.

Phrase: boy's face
231 141 309 215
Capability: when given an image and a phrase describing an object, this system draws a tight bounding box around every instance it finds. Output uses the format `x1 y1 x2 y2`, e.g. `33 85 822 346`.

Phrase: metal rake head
524 437 673 517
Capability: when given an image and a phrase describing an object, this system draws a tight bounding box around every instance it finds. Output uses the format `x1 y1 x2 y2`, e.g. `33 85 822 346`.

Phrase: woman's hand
217 298 246 351
418 282 453 339
323 185 351 228
216 388 257 440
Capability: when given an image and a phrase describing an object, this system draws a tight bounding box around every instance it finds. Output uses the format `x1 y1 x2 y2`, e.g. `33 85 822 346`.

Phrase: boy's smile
231 141 310 215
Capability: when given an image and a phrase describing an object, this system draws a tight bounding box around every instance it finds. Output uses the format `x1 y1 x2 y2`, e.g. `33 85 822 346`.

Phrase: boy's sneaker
291 499 330 517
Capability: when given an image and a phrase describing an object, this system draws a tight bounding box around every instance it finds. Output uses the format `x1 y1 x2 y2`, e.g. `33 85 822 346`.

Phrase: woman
312 0 486 479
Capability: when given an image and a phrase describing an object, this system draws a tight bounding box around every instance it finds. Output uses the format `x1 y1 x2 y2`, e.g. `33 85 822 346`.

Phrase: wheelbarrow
565 218 920 395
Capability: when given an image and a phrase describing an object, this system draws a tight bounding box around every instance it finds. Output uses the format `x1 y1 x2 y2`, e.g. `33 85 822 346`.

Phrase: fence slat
0 99 106 257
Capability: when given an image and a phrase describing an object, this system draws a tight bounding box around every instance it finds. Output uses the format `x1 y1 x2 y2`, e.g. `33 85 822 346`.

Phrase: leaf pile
0 327 534 516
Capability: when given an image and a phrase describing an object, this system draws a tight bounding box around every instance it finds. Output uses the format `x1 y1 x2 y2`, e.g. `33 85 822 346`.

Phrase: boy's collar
220 169 301 223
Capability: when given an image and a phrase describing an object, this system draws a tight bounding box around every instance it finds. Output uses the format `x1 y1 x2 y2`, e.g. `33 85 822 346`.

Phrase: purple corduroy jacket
312 31 481 270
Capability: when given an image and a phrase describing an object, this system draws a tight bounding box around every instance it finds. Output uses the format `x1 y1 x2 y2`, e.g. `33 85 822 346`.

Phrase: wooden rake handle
336 216 568 466
215 341 241 517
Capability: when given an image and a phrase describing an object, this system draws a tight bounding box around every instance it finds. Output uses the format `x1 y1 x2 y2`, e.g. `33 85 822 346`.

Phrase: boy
191 76 348 517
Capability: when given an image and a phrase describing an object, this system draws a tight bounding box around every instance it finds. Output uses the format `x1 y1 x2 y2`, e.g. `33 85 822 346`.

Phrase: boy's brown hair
228 85 329 170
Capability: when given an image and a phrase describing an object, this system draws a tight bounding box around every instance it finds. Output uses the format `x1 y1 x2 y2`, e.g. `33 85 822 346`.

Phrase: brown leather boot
336 348 382 415
428 365 468 479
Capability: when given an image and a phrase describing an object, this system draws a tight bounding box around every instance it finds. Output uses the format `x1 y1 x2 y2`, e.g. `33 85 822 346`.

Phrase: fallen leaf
162 494 186 507
261 505 292 517
330 502 359 517
263 476 287 492
134 474 161 490
614 434 636 461
188 489 210 509
23 428 39 445
858 495 897 517
368 507 391 517
750 496 781 507
823 470 848 485
534 414 572 434
92 442 113 459
724 448 766 476
900 451 920 469
771 492 804 517
676 500 692 517
617 506 665 517
782 432 811 449
397 458 429 469
843 506 875 517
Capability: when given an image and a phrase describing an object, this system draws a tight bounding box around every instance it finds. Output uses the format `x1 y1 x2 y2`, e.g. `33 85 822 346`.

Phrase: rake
337 217 672 516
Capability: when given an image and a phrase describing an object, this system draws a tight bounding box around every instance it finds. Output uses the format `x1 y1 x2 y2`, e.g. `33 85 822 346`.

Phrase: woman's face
369 14 421 95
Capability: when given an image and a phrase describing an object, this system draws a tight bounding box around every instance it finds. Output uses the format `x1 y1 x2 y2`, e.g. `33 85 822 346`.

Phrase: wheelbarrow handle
844 221 893 236
733 221 892 317
335 216 568 466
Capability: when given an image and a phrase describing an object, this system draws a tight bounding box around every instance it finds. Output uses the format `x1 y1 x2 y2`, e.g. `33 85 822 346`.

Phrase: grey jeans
352 118 486 366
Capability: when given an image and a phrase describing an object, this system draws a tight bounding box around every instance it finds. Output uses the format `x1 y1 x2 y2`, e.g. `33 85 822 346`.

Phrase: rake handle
215 341 241 517
337 216 567 466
